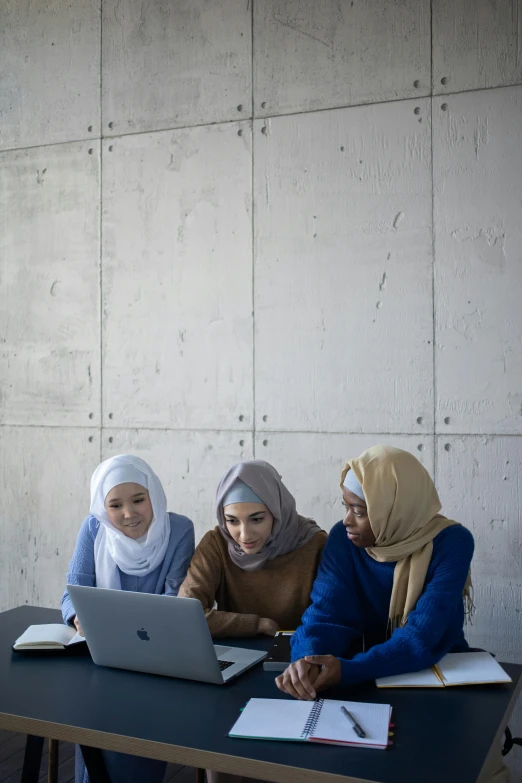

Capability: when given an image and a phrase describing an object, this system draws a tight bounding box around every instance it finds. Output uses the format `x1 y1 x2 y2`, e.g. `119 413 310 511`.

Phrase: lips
241 541 259 549
125 520 142 528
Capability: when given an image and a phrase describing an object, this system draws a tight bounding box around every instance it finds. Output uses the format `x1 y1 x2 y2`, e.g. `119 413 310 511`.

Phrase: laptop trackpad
214 645 233 658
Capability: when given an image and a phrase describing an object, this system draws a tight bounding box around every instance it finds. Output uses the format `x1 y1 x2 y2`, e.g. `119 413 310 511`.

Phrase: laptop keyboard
219 659 235 671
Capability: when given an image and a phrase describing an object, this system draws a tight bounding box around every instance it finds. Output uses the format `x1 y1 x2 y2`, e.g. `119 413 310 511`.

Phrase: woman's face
224 502 274 555
342 487 376 548
105 482 154 539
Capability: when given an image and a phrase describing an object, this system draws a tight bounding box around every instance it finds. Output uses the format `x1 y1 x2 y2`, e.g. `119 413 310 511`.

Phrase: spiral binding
301 699 324 738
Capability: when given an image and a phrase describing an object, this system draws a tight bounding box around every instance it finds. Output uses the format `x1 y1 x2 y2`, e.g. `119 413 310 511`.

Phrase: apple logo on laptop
137 628 150 641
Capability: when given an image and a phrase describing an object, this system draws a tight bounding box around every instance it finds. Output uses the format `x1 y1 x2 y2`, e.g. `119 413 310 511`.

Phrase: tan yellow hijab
341 445 473 632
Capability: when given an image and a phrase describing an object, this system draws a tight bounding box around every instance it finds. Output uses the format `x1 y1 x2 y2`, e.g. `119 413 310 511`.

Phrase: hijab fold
341 446 473 631
90 455 171 589
217 460 320 571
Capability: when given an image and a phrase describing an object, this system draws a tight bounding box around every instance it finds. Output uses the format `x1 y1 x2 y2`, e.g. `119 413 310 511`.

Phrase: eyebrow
107 492 146 503
225 511 266 519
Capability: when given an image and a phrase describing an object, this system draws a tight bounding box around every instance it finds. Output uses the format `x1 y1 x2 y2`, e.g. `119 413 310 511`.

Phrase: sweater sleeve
61 517 97 625
338 525 475 685
164 520 196 596
178 531 260 638
291 523 365 660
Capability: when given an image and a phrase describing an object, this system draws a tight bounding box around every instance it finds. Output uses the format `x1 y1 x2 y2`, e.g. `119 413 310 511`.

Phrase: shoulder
433 523 474 557
167 512 194 536
196 526 226 554
78 515 99 542
299 526 328 553
327 520 350 546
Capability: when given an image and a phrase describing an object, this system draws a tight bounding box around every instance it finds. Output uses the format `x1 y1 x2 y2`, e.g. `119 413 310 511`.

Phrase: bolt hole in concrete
441 77 448 85
108 121 114 129
88 148 93 154
414 107 420 115
238 414 244 422
89 413 94 419
417 416 423 424
441 103 448 111
88 125 93 132
413 80 420 88
239 440 245 447
417 444 424 451
237 104 243 112
108 145 113 152
261 101 267 109
263 439 268 446
263 415 268 422
88 436 93 443
109 413 113 419
237 129 243 136
444 443 451 452
444 417 450 424
109 437 113 444
261 126 267 135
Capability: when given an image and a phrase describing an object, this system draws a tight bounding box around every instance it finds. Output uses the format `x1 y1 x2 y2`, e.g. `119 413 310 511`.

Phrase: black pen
340 706 366 738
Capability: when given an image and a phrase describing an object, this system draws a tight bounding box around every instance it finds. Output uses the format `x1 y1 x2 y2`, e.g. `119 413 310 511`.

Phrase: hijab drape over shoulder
341 445 473 631
216 460 321 571
90 454 171 589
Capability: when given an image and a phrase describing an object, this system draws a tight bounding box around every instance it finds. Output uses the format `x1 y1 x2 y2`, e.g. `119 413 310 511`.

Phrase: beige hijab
341 445 473 632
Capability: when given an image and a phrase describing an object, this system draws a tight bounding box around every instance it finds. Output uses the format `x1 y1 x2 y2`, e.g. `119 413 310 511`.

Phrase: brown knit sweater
179 525 327 638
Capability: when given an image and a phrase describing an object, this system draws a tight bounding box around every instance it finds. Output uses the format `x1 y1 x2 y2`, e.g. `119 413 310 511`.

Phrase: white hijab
90 454 171 589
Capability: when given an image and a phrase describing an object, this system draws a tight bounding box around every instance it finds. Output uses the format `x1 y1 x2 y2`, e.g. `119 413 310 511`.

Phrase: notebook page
376 667 442 687
14 624 77 648
229 698 313 741
438 653 512 686
310 700 391 747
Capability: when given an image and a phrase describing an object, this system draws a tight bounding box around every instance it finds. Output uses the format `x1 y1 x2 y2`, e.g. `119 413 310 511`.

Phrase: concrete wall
1 0 521 770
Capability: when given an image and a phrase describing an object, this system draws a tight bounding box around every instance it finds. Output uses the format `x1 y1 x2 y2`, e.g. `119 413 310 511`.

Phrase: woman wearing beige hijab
276 445 475 698
179 459 327 637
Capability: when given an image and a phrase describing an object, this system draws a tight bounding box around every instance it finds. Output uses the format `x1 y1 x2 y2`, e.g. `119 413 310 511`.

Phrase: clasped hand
275 655 342 700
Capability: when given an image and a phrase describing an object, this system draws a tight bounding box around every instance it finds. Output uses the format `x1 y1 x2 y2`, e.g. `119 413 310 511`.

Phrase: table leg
80 745 112 783
196 769 206 783
48 738 59 783
21 735 45 783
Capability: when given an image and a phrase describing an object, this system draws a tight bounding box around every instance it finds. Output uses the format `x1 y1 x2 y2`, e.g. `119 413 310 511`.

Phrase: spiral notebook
228 698 392 749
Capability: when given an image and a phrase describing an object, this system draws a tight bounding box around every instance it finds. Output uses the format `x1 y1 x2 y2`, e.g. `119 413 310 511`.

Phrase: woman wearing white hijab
61 454 194 783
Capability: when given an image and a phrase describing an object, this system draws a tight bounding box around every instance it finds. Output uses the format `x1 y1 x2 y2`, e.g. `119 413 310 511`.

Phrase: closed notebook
263 631 293 672
229 698 392 750
13 624 86 651
376 652 512 688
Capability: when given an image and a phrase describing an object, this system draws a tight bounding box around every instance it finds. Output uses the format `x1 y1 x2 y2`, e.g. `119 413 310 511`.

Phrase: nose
123 506 134 519
238 523 251 542
343 508 353 527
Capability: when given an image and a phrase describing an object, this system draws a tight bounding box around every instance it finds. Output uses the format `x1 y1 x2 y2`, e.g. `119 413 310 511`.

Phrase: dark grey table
0 606 520 783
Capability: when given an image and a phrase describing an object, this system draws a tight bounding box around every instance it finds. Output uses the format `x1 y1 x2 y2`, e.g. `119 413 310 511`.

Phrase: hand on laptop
257 617 279 636
73 615 85 637
275 655 342 700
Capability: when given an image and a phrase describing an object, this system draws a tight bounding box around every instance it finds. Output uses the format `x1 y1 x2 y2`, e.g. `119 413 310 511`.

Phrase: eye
251 515 265 524
225 518 239 526
354 510 365 518
109 503 121 510
134 497 144 505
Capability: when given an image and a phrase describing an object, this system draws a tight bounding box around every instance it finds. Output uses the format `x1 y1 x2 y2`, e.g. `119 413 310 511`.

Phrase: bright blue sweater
61 512 195 625
291 521 474 685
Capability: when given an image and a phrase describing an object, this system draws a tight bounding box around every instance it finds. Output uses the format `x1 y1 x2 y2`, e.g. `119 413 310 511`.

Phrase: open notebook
13 624 86 651
229 698 392 750
376 652 512 688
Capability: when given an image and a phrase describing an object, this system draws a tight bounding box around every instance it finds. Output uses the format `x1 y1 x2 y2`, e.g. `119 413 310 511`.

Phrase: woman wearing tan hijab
179 459 327 637
276 445 474 699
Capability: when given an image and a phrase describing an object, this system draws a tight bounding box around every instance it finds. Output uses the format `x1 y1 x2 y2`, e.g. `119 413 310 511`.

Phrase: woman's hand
275 655 342 699
73 615 84 637
257 617 279 636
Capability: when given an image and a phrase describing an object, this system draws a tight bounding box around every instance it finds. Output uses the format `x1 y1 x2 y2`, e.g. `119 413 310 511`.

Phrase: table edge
0 711 377 783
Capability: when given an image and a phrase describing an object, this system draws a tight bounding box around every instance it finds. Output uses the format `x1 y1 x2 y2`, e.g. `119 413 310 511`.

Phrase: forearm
206 608 260 638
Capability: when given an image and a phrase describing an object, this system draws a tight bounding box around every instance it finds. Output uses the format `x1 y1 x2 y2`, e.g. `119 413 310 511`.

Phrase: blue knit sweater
291 521 474 685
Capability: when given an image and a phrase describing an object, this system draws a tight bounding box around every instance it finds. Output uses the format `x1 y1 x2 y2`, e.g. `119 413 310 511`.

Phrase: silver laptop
67 585 266 684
